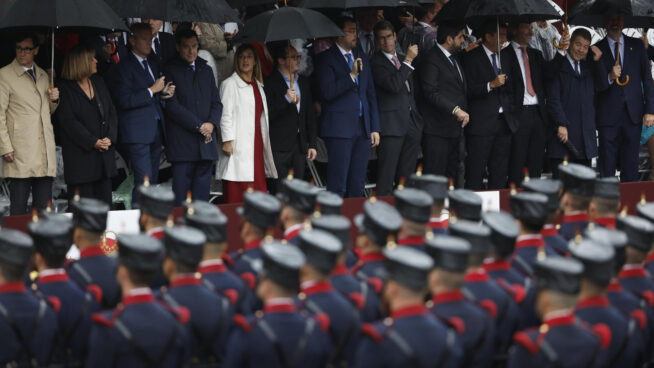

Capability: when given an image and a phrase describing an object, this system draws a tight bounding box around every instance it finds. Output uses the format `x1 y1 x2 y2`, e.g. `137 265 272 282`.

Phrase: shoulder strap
0 299 47 368
304 299 339 347
60 291 94 359
539 338 564 368
71 262 94 286
194 296 230 363
607 319 636 368
288 319 316 368
114 316 181 367
386 329 421 368
462 314 491 367
434 328 456 368
256 318 289 368
240 254 263 274
329 304 360 366
513 255 534 276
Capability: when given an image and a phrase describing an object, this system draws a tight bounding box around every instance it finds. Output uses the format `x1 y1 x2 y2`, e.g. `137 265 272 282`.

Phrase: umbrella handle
614 38 630 87
288 41 299 105
552 24 569 50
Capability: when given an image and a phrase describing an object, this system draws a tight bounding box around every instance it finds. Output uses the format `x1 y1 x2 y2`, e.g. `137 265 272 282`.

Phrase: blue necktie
142 59 154 85
575 61 581 77
491 53 499 76
345 53 363 117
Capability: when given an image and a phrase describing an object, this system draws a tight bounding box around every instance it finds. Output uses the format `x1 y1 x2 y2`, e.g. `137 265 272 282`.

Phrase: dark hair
174 260 197 274
521 218 546 233
476 20 506 40
267 41 290 66
437 22 465 45
373 20 395 37
0 261 26 282
175 29 198 45
126 267 155 287
334 15 357 31
571 28 592 44
415 4 432 22
42 253 66 269
15 32 38 47
129 22 153 37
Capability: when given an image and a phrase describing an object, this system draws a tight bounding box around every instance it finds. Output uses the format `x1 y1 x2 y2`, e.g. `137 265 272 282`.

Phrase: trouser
598 105 642 182
9 177 53 215
171 161 213 206
376 131 420 196
272 138 306 195
465 118 512 190
67 178 113 207
422 133 460 181
509 105 546 184
323 119 370 198
122 126 163 207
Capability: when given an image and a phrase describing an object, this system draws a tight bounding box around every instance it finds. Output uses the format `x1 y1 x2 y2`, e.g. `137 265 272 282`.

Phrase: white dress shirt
482 44 504 113
132 51 156 97
511 41 539 106
336 43 358 83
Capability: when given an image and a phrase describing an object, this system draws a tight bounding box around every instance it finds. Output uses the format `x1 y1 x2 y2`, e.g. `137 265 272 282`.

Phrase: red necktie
108 39 120 64
391 54 410 92
520 46 536 97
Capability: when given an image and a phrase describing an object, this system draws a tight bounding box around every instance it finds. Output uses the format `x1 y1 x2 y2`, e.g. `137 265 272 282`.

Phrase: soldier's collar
391 304 427 320
244 238 264 251
0 281 26 294
576 295 610 309
431 290 464 305
170 274 202 288
80 245 106 258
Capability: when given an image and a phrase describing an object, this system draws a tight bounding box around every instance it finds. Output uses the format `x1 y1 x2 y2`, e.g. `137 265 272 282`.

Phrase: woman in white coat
218 44 277 203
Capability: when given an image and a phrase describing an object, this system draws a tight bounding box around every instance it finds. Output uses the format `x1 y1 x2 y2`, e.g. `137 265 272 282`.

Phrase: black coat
263 69 317 152
417 45 467 138
503 44 549 125
163 56 222 162
370 50 420 137
56 75 118 185
149 32 177 70
461 45 516 136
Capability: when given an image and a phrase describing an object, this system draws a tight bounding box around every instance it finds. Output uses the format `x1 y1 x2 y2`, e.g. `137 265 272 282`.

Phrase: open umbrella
105 0 240 23
0 0 128 86
301 0 416 9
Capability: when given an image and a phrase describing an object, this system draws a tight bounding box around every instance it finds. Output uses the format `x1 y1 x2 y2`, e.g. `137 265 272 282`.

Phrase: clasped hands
94 138 112 152
200 122 214 142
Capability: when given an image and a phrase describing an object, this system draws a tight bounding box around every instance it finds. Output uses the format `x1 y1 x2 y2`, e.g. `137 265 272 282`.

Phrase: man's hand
199 122 214 137
314 102 322 117
286 88 297 103
465 40 482 53
150 76 166 94
490 74 507 89
48 87 59 102
644 114 654 127
558 126 569 143
101 43 114 62
559 32 571 50
350 58 363 80
94 139 111 151
642 31 650 49
405 45 418 64
455 109 470 127
371 132 380 147
2 152 14 163
222 141 233 156
590 46 602 61
192 23 203 36
161 82 175 99
307 148 317 161
609 64 622 81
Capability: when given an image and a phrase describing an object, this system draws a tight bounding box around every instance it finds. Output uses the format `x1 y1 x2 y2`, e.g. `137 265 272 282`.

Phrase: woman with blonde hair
218 43 277 203
57 45 118 206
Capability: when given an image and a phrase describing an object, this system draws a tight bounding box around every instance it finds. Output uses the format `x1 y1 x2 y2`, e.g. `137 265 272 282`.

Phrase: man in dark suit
371 20 421 196
418 22 469 181
163 29 222 206
505 22 565 184
594 16 654 182
82 31 128 78
264 41 317 193
462 22 515 190
112 23 175 206
316 16 381 198
144 19 177 69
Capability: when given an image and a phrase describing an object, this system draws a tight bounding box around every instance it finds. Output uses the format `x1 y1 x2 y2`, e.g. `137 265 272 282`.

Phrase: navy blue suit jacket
316 45 380 139
163 56 222 162
112 51 165 144
595 36 654 126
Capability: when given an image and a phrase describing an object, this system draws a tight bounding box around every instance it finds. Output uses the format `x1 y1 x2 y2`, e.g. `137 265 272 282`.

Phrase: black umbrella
105 0 240 24
0 0 128 86
301 0 417 9
568 0 654 28
227 0 278 6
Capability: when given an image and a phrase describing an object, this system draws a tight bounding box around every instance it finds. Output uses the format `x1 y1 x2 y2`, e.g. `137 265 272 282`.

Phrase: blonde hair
234 44 263 84
61 46 96 81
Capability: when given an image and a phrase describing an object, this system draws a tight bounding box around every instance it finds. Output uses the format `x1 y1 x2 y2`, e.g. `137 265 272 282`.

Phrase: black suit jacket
370 50 419 137
504 44 549 124
418 45 467 138
264 69 317 153
462 46 516 135
149 32 177 69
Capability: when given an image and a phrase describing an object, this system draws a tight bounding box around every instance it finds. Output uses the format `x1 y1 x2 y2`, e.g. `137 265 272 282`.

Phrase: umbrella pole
288 41 299 104
51 28 55 88
496 16 502 74
615 37 629 86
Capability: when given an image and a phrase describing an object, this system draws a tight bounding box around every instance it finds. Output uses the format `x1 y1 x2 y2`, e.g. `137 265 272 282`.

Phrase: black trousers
465 122 512 190
376 131 421 196
509 106 546 184
423 134 460 180
9 177 53 215
271 138 306 195
67 178 113 208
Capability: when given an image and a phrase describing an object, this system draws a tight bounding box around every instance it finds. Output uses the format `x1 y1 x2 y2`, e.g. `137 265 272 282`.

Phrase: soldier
510 191 556 276
184 201 250 314
351 198 402 285
558 162 597 240
448 189 483 222
67 196 121 309
449 219 520 364
636 200 654 274
29 215 99 365
0 229 58 366
316 190 344 216
296 229 360 366
506 256 604 367
160 224 234 365
407 171 449 235
522 178 568 255
589 177 620 229
616 212 654 305
425 234 495 368
223 241 332 367
230 190 281 292
570 236 647 367
355 246 463 368
277 178 319 245
86 233 190 367
394 186 433 251
313 214 382 323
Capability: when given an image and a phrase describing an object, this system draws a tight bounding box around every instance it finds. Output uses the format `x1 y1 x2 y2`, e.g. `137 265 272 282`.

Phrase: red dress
223 80 267 203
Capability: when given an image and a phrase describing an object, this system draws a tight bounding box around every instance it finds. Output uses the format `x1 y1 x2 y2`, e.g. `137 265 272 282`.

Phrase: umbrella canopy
0 0 127 31
465 0 562 22
568 0 654 28
105 0 240 24
301 0 416 9
227 0 278 6
233 6 344 43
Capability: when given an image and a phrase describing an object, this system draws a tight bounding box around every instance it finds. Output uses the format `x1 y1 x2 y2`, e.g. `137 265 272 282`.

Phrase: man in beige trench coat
0 33 60 215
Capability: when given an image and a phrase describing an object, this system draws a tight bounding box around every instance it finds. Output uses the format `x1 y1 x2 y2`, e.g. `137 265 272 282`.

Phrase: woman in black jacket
58 46 118 206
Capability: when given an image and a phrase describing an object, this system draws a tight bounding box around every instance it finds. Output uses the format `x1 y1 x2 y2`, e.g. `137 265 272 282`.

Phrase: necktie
345 53 362 117
191 64 195 72
142 59 155 85
449 55 461 81
520 46 536 97
154 37 161 56
575 61 581 76
491 53 499 76
27 68 36 83
365 33 373 56
108 39 120 64
613 40 621 67
391 55 411 92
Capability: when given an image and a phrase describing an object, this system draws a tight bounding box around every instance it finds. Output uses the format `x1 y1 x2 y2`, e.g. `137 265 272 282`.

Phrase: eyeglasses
15 46 35 53
285 55 302 60
238 54 254 60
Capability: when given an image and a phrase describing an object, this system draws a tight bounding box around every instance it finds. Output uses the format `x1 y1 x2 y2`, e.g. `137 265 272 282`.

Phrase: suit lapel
436 46 462 86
